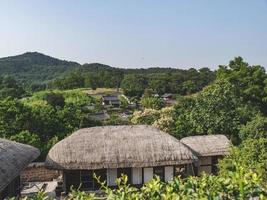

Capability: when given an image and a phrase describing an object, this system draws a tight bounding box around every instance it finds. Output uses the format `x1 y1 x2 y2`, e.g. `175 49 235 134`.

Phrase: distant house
88 111 110 121
181 135 230 175
0 139 40 200
161 93 174 101
161 93 176 106
45 125 198 192
102 95 121 107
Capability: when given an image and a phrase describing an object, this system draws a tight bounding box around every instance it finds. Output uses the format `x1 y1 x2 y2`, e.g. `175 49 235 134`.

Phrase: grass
22 88 96 107
81 88 123 95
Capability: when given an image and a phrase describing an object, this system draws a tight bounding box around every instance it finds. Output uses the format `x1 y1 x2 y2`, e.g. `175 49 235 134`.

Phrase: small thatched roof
180 135 230 157
46 125 197 170
162 93 173 98
88 112 110 121
102 95 120 102
0 139 40 191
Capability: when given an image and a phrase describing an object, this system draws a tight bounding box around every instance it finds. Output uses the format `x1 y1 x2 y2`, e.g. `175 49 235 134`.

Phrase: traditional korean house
181 135 230 175
101 95 121 107
161 93 174 101
88 111 110 122
45 125 197 192
161 93 176 106
0 139 40 200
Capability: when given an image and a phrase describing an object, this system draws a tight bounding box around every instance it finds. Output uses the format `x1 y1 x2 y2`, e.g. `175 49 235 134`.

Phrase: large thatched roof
181 135 230 157
0 139 40 191
46 125 197 170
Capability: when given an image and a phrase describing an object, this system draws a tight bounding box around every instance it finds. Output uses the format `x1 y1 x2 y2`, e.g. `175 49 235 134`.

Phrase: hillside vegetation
0 52 80 84
0 53 267 198
0 52 215 95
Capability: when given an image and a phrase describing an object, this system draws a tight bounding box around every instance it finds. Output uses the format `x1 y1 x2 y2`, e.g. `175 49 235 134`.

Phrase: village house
45 125 198 192
161 93 177 106
88 111 110 122
181 135 230 175
0 139 40 200
101 95 121 107
161 93 174 101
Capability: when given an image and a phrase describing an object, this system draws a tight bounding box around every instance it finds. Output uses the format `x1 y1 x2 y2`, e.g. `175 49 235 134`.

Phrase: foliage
140 97 165 110
239 114 267 140
119 95 130 111
43 92 65 108
217 57 267 114
131 107 175 134
52 71 85 90
0 76 26 99
9 130 41 149
172 80 259 142
153 107 175 133
0 90 97 160
121 74 148 97
22 169 267 200
219 138 267 184
0 52 79 85
131 109 161 125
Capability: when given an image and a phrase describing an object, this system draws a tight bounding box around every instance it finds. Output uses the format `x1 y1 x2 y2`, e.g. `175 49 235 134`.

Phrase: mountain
0 52 80 84
0 52 215 88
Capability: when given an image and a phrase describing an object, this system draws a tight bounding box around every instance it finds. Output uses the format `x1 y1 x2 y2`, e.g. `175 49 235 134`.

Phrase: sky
0 0 267 69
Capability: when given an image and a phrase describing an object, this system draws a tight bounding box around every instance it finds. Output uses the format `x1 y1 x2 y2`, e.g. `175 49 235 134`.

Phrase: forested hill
0 52 216 94
0 52 80 84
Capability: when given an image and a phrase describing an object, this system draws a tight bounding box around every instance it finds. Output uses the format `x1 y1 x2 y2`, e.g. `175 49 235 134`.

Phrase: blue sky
0 0 267 69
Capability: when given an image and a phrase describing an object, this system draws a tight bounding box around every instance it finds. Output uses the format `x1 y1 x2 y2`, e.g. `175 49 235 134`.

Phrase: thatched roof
102 95 120 102
180 135 230 157
162 93 173 98
0 139 40 191
88 112 110 121
46 125 197 170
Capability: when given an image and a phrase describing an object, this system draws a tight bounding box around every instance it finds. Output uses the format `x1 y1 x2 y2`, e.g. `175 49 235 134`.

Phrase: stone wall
21 162 60 182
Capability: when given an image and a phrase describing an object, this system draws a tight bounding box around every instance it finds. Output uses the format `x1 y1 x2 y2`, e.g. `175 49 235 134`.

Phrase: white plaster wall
107 169 117 186
164 166 173 182
143 168 153 183
132 168 142 185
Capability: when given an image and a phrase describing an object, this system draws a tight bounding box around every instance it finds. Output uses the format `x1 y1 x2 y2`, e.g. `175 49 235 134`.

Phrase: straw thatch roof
102 95 120 102
0 139 40 191
180 135 230 157
45 125 197 170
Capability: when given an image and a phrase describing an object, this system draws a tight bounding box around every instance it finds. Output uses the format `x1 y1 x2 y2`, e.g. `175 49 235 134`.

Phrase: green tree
9 130 41 149
0 76 25 99
121 74 148 97
44 92 65 108
217 57 267 114
219 138 267 183
173 80 259 142
0 99 32 138
239 114 267 140
140 97 165 110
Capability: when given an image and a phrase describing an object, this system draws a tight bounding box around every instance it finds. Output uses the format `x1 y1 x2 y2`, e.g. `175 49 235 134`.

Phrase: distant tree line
51 65 215 96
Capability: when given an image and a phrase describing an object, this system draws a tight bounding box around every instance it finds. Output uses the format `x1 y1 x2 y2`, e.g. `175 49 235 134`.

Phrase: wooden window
65 169 107 192
80 170 94 190
117 168 132 184
174 165 186 178
198 156 222 175
94 169 107 190
65 170 80 192
211 156 222 175
153 166 164 181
